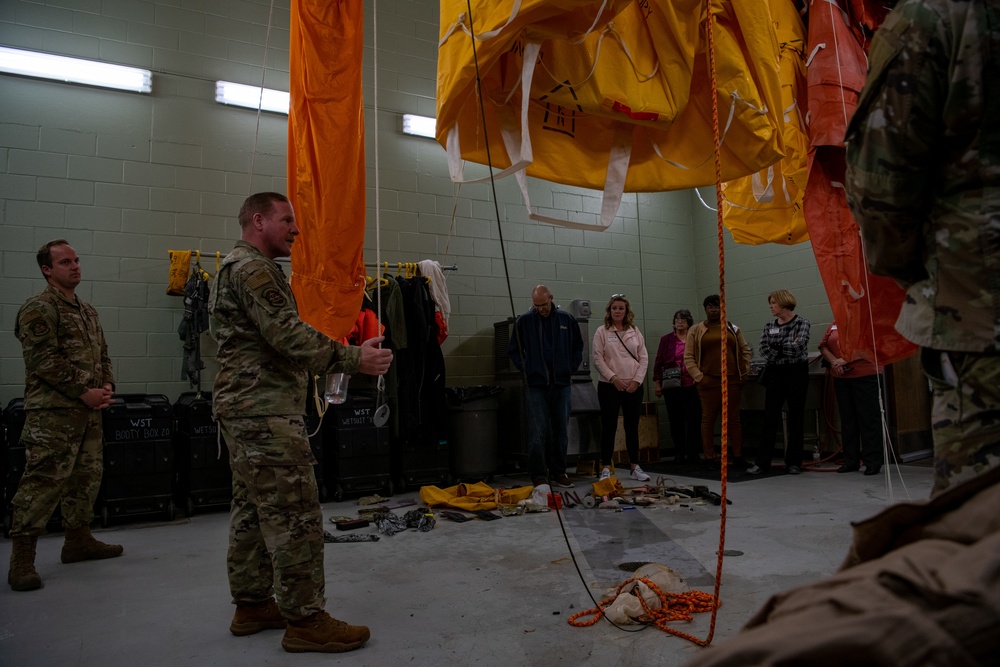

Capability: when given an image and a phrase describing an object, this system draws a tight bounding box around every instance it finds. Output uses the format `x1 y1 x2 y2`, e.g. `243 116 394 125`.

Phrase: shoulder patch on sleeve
260 287 287 309
27 317 51 338
246 271 271 291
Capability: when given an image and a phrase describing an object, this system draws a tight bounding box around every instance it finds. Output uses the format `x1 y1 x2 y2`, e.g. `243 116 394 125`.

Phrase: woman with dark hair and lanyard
592 294 650 482
653 309 702 464
748 289 812 475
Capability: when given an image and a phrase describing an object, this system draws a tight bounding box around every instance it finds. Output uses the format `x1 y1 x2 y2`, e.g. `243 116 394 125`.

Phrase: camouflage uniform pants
11 407 103 537
922 348 1000 495
219 415 324 621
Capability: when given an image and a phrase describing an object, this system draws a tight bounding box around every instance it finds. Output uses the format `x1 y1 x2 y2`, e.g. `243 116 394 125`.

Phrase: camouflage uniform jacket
844 0 1000 352
15 284 114 410
209 240 361 419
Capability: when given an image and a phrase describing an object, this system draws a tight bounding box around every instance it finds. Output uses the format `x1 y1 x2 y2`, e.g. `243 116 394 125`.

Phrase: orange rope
567 576 721 644
570 7 731 646
706 0 728 647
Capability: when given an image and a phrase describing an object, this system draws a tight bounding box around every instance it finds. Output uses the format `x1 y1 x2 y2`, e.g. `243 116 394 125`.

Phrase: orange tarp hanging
435 0 785 230
802 0 916 365
288 0 365 339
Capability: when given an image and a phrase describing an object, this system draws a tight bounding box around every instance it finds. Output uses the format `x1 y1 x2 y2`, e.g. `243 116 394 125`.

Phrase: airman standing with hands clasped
7 240 122 593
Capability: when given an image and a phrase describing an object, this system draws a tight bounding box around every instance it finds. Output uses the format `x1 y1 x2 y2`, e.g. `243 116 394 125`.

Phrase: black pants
598 381 643 467
663 385 701 462
834 374 884 468
755 362 809 469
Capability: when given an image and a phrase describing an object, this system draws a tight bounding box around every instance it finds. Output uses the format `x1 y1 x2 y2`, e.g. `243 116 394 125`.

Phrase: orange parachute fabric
721 0 808 246
287 0 365 339
802 0 916 365
436 0 785 230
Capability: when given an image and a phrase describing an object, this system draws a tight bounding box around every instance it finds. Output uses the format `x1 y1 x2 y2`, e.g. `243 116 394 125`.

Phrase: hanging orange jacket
343 308 383 347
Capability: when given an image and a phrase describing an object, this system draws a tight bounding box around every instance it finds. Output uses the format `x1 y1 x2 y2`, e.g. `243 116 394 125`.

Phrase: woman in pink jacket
592 294 650 481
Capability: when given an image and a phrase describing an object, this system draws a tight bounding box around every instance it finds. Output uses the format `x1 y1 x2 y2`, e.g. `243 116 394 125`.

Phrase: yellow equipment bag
436 0 784 230
419 482 533 511
720 0 809 245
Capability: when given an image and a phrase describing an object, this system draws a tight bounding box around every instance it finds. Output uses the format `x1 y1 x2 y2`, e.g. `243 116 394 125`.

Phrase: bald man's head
532 285 553 317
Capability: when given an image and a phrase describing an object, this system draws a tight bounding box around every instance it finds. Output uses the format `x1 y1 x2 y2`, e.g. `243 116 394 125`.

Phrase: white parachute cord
249 0 278 193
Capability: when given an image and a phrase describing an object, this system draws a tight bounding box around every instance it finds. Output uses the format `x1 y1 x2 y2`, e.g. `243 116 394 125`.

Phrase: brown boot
61 525 124 564
8 536 43 591
229 598 287 636
281 611 370 653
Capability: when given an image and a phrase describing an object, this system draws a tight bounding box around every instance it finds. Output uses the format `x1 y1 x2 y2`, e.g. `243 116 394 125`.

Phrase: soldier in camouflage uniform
7 240 123 592
845 0 1000 496
210 192 392 654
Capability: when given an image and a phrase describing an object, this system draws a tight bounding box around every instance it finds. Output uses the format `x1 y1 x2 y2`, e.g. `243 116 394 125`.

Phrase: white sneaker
599 467 611 481
630 465 650 482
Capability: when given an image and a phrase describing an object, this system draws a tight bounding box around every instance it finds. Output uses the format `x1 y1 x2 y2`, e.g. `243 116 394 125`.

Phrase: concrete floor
0 463 933 667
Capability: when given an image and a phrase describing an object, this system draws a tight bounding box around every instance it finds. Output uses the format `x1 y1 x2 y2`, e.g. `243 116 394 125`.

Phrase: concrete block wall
0 0 831 415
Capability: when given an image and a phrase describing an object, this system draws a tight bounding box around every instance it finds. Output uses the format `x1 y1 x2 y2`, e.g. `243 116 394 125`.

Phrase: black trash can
447 386 503 482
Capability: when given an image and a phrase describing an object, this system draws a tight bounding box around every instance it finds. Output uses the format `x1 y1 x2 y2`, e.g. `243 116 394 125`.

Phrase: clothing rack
366 262 458 272
176 250 456 272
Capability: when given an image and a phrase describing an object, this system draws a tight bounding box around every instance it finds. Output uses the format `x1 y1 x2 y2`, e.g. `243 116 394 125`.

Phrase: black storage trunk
3 398 63 537
99 393 175 526
173 392 231 516
323 390 392 501
395 435 450 492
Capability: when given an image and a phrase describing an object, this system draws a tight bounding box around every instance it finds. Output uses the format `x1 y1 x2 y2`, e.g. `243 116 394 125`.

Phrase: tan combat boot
61 525 124 563
281 611 370 653
8 536 42 591
229 598 288 636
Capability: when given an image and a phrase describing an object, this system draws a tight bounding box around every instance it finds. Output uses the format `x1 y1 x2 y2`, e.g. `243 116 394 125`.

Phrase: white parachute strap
246 0 278 193
441 0 611 47
534 23 661 91
373 0 388 407
646 90 744 171
373 0 383 332
854 205 908 502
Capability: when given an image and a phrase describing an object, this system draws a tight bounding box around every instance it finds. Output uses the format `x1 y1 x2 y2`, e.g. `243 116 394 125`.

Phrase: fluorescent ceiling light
402 114 436 139
215 81 289 115
0 46 151 93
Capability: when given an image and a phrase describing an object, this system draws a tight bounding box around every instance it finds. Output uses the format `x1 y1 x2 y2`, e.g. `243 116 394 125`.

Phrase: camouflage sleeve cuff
65 382 89 402
333 339 362 375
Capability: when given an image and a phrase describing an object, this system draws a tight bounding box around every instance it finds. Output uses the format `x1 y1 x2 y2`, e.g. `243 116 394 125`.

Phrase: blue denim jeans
524 385 571 482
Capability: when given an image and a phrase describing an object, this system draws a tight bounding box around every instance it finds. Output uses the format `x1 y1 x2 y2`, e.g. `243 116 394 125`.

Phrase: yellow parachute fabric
721 0 809 245
419 482 534 511
436 0 785 230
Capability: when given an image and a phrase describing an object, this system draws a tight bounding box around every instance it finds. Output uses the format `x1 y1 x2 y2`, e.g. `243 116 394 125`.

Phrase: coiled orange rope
568 576 721 644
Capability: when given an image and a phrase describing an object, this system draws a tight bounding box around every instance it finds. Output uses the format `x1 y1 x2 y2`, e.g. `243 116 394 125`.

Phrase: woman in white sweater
592 294 650 481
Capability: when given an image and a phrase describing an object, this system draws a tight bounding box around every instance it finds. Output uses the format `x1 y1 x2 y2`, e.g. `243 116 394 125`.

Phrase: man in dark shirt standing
508 285 583 488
